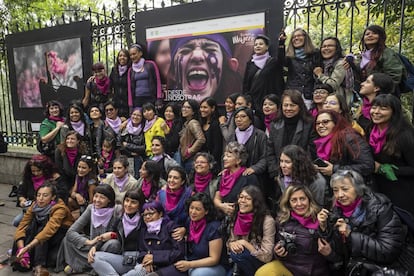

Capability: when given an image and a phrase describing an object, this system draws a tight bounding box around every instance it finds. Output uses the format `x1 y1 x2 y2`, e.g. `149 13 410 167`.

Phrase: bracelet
110 232 117 239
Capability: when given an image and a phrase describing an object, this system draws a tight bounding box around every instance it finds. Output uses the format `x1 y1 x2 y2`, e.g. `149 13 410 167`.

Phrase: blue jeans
189 265 226 276
133 156 143 180
91 251 145 276
228 249 264 276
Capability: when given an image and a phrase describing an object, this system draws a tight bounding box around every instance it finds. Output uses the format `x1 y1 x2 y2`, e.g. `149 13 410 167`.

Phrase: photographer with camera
317 170 405 275
256 185 330 276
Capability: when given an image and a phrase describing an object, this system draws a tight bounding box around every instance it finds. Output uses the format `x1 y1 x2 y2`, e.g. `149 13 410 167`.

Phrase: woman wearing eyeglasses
313 110 374 182
308 83 333 118
189 152 219 200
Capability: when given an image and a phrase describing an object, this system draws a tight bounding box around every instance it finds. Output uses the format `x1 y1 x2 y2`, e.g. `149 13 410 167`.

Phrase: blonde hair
286 28 316 58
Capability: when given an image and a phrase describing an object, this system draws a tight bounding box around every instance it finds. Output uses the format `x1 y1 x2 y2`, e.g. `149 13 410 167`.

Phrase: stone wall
0 147 38 185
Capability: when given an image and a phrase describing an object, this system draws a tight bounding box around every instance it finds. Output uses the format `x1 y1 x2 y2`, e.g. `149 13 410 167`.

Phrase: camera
24 200 32 207
279 231 297 255
328 212 341 226
122 255 138 266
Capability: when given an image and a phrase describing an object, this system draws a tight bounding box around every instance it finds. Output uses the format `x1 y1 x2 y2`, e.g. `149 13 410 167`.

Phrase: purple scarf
360 49 372 69
335 197 362 218
252 52 270 69
235 125 254 145
290 211 319 230
194 172 212 193
219 167 246 197
65 147 78 167
165 186 184 212
126 119 143 135
146 217 163 234
114 174 129 191
118 65 128 76
91 206 114 228
71 120 85 136
48 116 64 122
362 97 372 120
264 113 277 132
141 178 152 198
234 211 254 236
101 149 114 170
144 116 158 132
123 213 140 237
106 117 122 134
369 124 388 154
132 58 145 73
75 175 88 199
32 175 46 191
283 176 293 188
188 218 207 244
314 134 333 161
95 76 110 95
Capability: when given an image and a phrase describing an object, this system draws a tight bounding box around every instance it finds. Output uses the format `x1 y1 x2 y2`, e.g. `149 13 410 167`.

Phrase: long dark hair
280 89 313 122
186 192 217 222
23 154 58 183
359 25 387 69
280 145 318 185
199 97 219 126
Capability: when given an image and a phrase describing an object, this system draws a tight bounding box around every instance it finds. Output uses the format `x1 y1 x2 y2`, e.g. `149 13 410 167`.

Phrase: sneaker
9 185 18 197
64 265 75 274
0 202 4 206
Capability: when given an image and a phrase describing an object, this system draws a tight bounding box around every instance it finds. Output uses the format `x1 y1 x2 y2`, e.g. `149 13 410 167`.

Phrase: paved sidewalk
0 183 88 276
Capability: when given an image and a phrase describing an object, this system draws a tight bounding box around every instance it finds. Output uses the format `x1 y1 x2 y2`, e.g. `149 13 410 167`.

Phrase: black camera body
122 255 138 266
279 231 297 255
328 212 341 226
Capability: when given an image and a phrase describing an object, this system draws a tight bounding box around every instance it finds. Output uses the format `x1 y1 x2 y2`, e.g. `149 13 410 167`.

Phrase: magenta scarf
290 211 319 230
118 65 128 76
91 206 114 228
194 172 212 193
309 108 318 118
165 186 184 212
234 211 254 236
314 134 333 161
32 175 46 191
335 197 362 218
65 147 78 167
165 120 173 130
114 174 129 191
252 52 270 69
123 212 140 237
264 113 277 132
106 117 122 134
144 116 158 132
101 149 114 170
235 125 254 145
362 97 372 120
71 120 85 136
95 76 110 95
188 218 207 244
48 116 64 122
146 217 163 234
126 119 143 135
219 167 246 197
369 124 388 154
141 178 152 198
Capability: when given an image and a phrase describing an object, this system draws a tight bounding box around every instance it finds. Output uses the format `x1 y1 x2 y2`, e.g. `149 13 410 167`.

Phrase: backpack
398 53 414 93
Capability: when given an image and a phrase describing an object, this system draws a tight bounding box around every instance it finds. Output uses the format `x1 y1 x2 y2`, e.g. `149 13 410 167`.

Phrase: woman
56 184 122 274
199 97 223 168
189 152 219 200
143 102 168 157
148 39 171 83
158 166 192 227
150 136 179 180
100 101 122 155
267 90 315 181
110 49 131 118
213 142 259 217
219 92 239 144
136 201 186 276
55 131 88 191
120 107 146 179
174 192 226 276
82 62 111 110
91 190 145 276
318 170 405 275
369 94 414 216
256 185 330 276
13 182 74 275
88 104 105 157
60 103 92 154
313 110 374 181
243 34 284 113
283 28 318 107
308 83 332 118
278 145 327 207
127 43 162 108
227 185 275 275
137 160 166 202
323 93 365 136
234 94 264 130
313 37 353 101
356 25 404 95
68 155 98 219
262 94 280 137
14 154 65 227
179 99 206 173
102 155 139 204
38 100 65 160
161 102 183 158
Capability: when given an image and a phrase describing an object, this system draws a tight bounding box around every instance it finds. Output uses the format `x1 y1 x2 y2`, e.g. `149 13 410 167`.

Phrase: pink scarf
141 178 152 198
118 65 128 76
219 167 246 197
290 211 319 230
165 120 173 130
165 186 184 212
65 148 78 167
144 116 158 132
32 175 46 191
235 125 254 145
114 174 129 191
105 117 122 134
369 124 388 154
71 120 85 136
123 212 140 237
309 108 318 118
91 206 114 228
335 197 362 218
194 172 212 193
252 52 270 69
101 149 114 170
362 97 372 120
314 134 333 161
48 116 64 122
95 76 110 95
234 211 254 236
188 218 207 244
264 113 277 132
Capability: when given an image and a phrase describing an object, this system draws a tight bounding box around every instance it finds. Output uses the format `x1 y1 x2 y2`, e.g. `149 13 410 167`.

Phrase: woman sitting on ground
136 160 166 202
